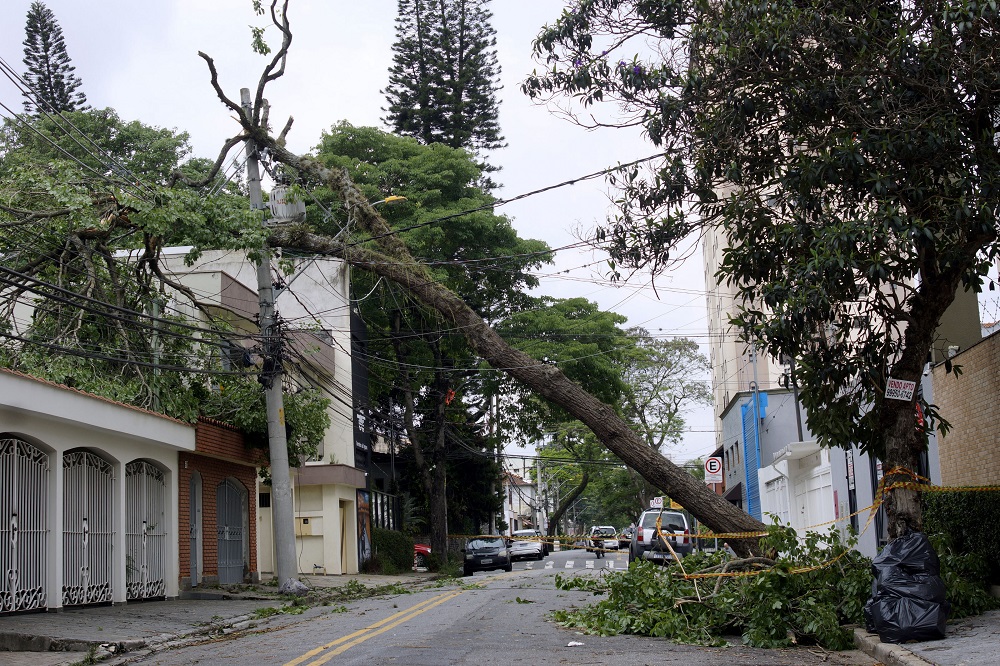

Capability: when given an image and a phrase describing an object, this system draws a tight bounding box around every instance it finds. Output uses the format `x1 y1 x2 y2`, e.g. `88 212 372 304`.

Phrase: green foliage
252 603 305 619
523 0 1000 476
930 535 1000 618
923 490 1000 581
924 489 1000 604
21 1 87 113
200 380 330 462
553 526 872 650
311 123 548 551
513 325 712 531
618 330 712 453
0 104 326 462
371 527 416 575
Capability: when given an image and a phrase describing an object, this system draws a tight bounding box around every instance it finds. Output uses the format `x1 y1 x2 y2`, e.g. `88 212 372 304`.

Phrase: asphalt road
119 548 877 666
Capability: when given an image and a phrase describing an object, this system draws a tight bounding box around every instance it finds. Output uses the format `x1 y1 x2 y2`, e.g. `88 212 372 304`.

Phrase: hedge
922 488 1000 583
370 527 414 574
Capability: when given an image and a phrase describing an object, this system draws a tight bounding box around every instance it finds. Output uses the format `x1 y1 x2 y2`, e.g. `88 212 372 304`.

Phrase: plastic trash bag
864 531 950 643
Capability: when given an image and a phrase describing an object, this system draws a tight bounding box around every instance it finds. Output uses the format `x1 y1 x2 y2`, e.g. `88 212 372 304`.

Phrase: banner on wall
357 489 372 569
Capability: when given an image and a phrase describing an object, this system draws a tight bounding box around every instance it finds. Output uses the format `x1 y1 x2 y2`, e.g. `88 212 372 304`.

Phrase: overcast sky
0 0 720 463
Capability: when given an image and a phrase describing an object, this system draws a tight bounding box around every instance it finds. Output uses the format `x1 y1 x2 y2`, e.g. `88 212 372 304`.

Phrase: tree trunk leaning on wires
193 2 768 555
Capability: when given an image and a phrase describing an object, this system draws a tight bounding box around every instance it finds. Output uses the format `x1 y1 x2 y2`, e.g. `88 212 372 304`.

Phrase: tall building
702 226 978 556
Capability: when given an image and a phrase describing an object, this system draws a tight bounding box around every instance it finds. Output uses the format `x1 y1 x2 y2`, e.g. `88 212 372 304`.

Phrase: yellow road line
298 591 463 665
283 591 461 666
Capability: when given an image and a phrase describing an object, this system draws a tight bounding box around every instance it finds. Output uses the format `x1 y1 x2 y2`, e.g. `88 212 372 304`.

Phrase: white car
586 525 618 553
509 529 545 561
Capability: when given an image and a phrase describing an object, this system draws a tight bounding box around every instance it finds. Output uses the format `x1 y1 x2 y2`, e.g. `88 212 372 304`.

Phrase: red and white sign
884 377 916 401
704 457 723 484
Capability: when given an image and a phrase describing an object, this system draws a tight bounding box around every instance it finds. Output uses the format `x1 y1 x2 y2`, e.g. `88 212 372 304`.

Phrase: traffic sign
704 457 723 484
650 496 663 508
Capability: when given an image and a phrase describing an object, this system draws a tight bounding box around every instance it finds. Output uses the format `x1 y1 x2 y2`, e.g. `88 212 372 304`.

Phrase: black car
463 536 513 576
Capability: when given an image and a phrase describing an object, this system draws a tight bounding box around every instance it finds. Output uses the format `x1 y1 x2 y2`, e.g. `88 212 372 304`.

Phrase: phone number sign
884 378 916 402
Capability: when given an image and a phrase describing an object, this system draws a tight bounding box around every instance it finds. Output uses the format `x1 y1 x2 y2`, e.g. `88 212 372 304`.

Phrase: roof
0 367 190 426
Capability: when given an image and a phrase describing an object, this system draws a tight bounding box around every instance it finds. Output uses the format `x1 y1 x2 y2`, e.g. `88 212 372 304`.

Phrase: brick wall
178 420 262 588
194 417 267 464
932 333 1000 487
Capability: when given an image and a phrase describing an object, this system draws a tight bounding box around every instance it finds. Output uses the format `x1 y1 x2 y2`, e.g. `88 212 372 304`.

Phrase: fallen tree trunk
252 135 766 549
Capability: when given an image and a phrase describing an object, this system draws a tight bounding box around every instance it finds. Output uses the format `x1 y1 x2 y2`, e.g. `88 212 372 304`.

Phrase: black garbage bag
864 531 950 643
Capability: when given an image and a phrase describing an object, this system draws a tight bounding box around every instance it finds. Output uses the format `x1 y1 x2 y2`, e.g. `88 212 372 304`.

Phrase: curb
94 611 265 665
853 627 938 666
0 610 263 663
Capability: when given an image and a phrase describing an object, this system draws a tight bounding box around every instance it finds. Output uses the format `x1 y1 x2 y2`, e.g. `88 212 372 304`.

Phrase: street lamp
372 195 407 206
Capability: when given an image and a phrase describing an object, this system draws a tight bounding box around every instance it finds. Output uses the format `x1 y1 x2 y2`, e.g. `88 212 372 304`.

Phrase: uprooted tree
191 0 767 549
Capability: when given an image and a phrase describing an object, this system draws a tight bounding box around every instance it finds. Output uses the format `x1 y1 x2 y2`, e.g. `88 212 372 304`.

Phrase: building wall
0 370 194 610
177 419 260 588
256 481 359 575
932 332 1000 487
160 249 356 469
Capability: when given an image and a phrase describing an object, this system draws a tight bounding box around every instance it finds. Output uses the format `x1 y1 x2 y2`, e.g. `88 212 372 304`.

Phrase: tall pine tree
382 0 504 187
22 1 87 113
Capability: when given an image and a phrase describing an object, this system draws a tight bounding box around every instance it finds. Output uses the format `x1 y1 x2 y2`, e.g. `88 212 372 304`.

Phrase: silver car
509 529 545 561
629 509 692 564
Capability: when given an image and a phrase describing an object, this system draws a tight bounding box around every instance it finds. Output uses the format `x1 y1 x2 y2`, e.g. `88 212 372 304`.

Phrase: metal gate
63 451 114 606
189 471 202 587
125 461 166 600
1 437 49 614
216 479 246 584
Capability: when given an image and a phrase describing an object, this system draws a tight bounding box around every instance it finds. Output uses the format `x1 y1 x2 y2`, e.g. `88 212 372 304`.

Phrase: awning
771 440 820 464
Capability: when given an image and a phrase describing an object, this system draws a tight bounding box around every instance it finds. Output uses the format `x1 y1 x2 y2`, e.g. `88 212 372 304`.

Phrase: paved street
34 550 875 666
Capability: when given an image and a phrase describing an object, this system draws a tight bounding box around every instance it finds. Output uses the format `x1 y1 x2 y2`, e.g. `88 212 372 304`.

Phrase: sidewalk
0 571 437 666
853 609 1000 666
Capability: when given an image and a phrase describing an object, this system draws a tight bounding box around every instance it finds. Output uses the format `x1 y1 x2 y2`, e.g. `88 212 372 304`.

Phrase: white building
160 248 366 575
702 225 976 556
1 368 193 612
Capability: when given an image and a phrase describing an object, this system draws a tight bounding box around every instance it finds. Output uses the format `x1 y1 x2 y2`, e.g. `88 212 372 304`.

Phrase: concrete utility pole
241 88 302 593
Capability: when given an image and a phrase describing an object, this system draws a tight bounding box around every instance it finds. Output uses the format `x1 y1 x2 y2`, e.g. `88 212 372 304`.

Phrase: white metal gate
63 451 114 606
216 479 246 584
125 461 166 600
1 437 49 614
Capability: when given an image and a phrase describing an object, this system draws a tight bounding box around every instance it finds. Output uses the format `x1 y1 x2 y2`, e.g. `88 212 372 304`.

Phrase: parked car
413 543 431 570
509 529 545 561
629 509 692 564
586 525 618 556
618 527 635 550
462 536 513 576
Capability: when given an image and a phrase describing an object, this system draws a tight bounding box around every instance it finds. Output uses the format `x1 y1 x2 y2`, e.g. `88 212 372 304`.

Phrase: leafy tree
494 296 634 534
310 122 547 557
383 0 505 186
497 309 712 531
619 330 712 507
522 0 1000 538
0 107 327 461
21 1 87 113
537 426 602 536
123 1 770 553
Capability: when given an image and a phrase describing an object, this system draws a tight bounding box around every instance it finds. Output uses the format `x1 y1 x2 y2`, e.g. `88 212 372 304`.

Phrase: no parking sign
704 457 723 483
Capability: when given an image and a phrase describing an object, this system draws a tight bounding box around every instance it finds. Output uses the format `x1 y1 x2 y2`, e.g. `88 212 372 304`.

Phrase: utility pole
241 88 302 593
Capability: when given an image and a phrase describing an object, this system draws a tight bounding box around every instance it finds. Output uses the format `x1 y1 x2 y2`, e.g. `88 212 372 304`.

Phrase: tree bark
258 136 767 551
